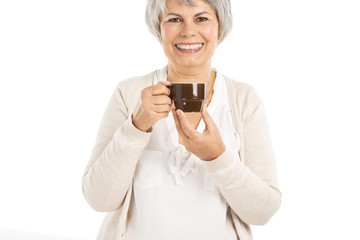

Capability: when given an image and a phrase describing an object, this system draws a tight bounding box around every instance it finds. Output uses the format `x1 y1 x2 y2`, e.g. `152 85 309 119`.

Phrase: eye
168 18 181 23
196 17 208 22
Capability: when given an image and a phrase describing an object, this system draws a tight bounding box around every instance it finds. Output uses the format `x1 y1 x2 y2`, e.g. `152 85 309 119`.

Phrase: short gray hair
145 0 233 43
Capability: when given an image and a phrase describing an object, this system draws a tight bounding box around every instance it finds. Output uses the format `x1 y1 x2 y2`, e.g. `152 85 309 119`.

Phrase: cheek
202 24 219 43
160 26 176 58
160 25 176 43
160 28 167 42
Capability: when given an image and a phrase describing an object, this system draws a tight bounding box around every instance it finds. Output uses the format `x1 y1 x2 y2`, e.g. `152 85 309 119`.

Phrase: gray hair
145 0 233 43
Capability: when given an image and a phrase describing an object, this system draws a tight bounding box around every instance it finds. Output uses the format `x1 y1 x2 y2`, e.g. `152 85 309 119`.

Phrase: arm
203 87 281 225
82 84 152 212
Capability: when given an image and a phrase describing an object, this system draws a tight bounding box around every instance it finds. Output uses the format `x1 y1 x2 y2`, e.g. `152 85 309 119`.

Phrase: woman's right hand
132 81 172 132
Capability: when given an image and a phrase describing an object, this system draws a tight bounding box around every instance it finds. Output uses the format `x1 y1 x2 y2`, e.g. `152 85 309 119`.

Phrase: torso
125 68 240 240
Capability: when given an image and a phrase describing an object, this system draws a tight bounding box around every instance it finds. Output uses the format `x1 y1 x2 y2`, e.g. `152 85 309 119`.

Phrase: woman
82 0 281 239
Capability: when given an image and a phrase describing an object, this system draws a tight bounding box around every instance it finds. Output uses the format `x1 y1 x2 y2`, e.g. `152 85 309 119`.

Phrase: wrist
132 115 152 132
203 145 226 161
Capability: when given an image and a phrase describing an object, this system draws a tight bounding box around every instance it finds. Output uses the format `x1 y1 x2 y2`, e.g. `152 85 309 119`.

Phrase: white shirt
125 67 241 240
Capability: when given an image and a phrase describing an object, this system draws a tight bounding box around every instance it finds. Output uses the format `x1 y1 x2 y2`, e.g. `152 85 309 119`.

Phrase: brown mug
167 83 207 112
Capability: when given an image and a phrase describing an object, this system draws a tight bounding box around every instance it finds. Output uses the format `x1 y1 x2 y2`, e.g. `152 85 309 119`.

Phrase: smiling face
160 0 219 70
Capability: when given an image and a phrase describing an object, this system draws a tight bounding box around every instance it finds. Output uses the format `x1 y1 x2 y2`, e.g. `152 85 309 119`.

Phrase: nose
180 20 198 38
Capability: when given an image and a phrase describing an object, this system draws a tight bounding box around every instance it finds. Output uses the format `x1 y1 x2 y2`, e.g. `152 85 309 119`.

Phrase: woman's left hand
173 104 226 161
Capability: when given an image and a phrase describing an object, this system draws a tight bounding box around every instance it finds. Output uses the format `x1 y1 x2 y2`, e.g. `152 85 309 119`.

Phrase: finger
172 109 189 140
158 81 171 86
176 109 200 139
157 112 169 120
153 104 171 113
152 95 172 105
159 81 172 96
152 82 170 96
150 111 170 123
201 103 216 132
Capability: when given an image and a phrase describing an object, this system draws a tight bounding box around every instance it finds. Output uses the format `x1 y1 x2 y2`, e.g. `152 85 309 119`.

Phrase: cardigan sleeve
203 86 281 225
82 82 151 212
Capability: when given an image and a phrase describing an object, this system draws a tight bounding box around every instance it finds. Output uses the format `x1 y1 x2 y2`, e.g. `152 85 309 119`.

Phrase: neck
166 62 214 84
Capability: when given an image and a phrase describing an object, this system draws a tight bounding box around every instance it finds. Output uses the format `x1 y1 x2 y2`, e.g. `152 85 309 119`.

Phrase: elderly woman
82 0 281 239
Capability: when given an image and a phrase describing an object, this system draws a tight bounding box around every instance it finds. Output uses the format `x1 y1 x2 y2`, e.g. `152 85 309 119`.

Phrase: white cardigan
82 70 282 240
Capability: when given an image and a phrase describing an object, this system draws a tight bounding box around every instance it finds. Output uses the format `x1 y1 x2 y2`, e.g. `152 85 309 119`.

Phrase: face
160 0 219 69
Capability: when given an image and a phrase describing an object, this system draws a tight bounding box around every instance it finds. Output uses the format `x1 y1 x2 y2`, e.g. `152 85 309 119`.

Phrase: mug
168 83 207 112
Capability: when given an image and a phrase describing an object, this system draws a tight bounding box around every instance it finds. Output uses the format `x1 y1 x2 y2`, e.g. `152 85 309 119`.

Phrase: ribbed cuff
120 117 152 144
203 149 239 174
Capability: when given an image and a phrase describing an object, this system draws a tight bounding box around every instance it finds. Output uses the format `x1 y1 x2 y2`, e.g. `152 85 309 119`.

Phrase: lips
175 43 204 53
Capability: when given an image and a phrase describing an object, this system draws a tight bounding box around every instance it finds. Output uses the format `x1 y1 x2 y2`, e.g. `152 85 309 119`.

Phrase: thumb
158 81 171 86
201 103 216 132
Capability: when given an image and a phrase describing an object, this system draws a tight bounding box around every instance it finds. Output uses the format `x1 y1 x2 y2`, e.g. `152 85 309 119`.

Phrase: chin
176 58 207 68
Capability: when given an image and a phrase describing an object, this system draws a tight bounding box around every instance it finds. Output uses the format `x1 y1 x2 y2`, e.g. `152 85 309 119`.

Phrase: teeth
176 44 203 50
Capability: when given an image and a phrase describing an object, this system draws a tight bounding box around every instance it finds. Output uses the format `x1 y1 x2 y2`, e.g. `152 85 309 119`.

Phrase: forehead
164 0 213 13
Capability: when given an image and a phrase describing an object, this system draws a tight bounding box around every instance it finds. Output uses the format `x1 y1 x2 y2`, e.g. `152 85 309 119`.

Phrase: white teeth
176 44 203 50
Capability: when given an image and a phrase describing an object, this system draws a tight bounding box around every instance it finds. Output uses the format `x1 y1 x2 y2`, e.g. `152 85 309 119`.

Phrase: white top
125 67 241 240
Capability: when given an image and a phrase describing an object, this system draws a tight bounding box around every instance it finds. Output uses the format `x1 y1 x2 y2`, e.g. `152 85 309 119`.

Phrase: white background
0 0 359 239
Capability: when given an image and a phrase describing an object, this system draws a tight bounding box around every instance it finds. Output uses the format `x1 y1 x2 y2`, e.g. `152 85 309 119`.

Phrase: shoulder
117 71 155 92
222 75 266 123
109 70 156 114
223 75 262 104
114 70 156 102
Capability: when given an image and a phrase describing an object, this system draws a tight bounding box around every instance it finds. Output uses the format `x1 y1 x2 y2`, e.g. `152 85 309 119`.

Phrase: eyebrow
195 11 211 17
165 11 211 18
